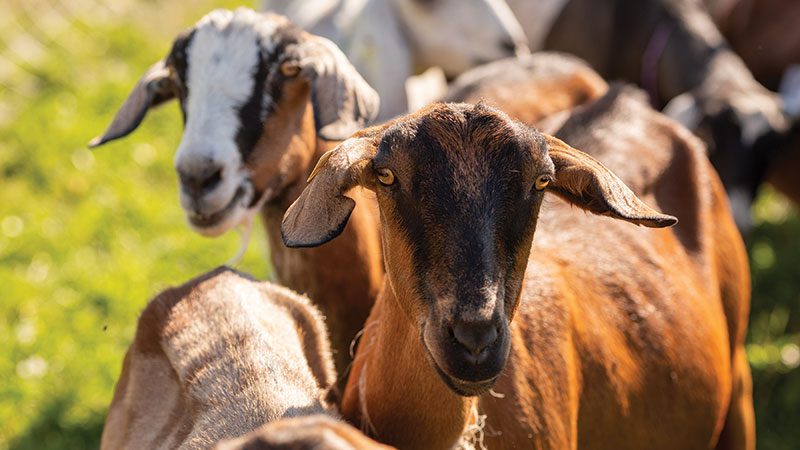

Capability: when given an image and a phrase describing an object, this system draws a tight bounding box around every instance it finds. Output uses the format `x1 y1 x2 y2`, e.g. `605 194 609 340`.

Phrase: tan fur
283 92 751 449
100 267 338 450
214 414 394 450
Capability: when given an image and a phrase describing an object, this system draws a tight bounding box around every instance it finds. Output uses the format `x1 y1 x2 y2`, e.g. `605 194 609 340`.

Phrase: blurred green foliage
747 193 800 450
0 1 797 449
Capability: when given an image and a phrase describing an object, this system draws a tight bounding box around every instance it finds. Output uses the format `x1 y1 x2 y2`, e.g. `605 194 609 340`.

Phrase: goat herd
89 1 800 449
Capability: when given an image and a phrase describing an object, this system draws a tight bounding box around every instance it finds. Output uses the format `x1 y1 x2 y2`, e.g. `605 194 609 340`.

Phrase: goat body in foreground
214 414 393 450
282 94 751 449
91 8 383 378
101 267 338 449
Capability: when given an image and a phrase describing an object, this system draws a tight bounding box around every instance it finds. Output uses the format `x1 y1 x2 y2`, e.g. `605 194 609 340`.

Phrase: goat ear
89 61 177 148
544 134 678 228
281 128 383 247
294 35 380 141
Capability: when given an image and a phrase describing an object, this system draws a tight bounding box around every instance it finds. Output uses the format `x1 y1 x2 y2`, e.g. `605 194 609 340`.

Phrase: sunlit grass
1 2 262 448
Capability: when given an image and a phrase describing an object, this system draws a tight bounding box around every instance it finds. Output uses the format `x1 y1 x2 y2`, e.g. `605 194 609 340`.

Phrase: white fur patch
405 66 447 112
394 0 527 76
663 93 702 130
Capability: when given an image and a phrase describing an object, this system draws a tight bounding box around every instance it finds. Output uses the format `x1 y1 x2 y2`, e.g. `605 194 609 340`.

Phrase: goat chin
227 186 275 265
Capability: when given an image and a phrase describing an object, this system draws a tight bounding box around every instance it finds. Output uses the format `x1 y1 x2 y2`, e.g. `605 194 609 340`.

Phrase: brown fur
214 415 394 450
282 92 751 449
709 0 800 90
100 267 338 450
251 74 383 377
445 53 608 126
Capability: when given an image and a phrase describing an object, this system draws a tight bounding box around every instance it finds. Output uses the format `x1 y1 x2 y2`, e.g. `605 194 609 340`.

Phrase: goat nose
451 321 499 361
178 165 223 198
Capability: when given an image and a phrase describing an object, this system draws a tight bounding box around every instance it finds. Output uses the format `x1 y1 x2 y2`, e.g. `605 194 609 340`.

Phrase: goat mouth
422 336 499 397
188 184 248 229
431 355 499 396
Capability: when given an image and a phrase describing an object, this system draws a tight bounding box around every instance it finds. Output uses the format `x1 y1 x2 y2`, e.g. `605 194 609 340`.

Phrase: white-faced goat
91 8 384 378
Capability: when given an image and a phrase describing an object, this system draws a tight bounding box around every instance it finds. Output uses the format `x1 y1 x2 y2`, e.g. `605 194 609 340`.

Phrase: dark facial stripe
235 25 304 163
235 36 270 162
168 28 196 123
385 112 543 309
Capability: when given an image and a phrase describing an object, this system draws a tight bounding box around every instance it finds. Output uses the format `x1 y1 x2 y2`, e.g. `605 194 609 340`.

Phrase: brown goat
281 94 751 449
214 415 393 450
101 267 341 449
91 8 383 377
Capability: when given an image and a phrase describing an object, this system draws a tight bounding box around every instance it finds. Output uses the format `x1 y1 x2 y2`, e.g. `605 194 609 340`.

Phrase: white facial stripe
180 9 264 166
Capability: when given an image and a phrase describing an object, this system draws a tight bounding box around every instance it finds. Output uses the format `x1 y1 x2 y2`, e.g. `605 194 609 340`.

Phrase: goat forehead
187 10 279 102
386 113 536 187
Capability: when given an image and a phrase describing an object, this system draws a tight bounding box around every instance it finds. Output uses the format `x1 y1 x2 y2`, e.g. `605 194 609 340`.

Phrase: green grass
0 1 798 449
0 2 264 448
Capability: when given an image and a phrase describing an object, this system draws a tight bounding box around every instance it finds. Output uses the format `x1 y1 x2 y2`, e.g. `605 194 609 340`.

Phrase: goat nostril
178 166 224 197
452 322 499 357
178 169 192 187
202 169 223 193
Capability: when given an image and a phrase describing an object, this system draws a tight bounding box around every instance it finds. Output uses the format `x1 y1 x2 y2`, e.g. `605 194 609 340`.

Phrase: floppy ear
281 127 383 247
89 61 178 147
543 134 678 228
294 35 380 140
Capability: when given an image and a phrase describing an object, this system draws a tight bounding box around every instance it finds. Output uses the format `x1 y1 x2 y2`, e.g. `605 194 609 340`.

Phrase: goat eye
377 168 395 186
281 62 301 77
534 174 551 191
